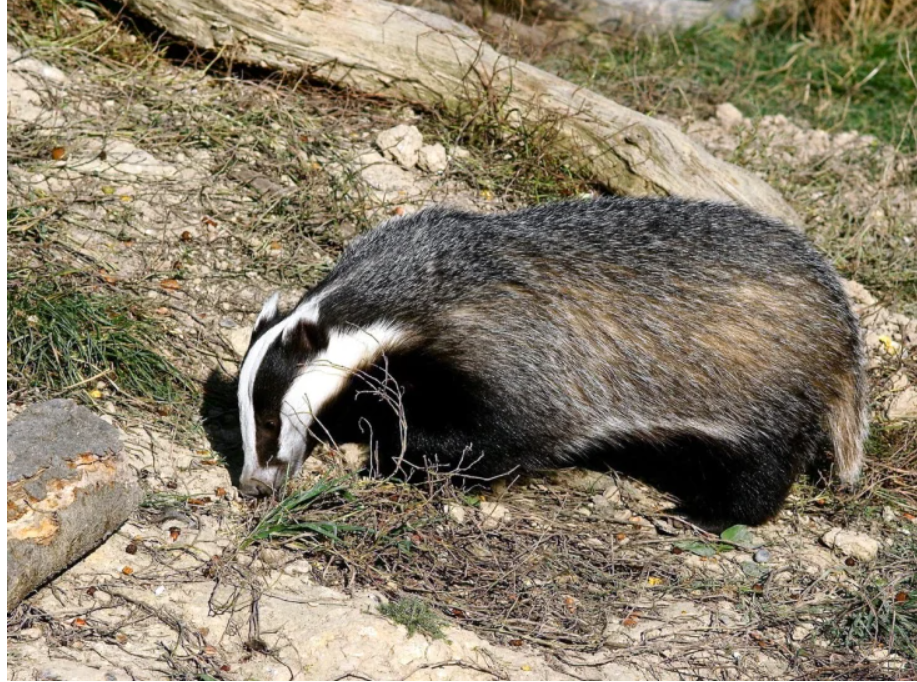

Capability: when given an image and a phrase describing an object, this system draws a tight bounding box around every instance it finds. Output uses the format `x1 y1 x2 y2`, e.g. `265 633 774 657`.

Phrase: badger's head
237 293 327 497
237 292 406 497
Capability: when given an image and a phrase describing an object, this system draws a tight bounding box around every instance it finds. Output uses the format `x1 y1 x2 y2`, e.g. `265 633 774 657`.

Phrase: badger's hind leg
585 425 823 528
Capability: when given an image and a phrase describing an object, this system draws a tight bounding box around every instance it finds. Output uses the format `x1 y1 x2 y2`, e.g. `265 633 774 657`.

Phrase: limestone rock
335 443 369 471
224 325 251 358
355 150 418 194
715 103 744 129
443 503 467 524
479 501 511 529
7 400 141 610
376 124 424 169
888 386 917 421
418 143 448 173
820 528 880 562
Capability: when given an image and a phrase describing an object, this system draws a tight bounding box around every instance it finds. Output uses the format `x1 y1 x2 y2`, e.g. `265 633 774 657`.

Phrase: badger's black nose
238 477 274 498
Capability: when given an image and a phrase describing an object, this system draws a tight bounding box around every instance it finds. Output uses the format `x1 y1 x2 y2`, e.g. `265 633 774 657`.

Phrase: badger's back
305 198 866 525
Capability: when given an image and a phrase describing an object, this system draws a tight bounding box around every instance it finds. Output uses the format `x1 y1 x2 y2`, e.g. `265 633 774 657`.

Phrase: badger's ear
252 292 281 337
282 318 328 356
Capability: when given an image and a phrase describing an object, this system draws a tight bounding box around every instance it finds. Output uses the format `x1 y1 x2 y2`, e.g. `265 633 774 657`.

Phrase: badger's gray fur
238 197 867 526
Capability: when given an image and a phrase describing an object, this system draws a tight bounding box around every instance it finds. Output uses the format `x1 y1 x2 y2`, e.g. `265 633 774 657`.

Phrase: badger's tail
828 362 869 484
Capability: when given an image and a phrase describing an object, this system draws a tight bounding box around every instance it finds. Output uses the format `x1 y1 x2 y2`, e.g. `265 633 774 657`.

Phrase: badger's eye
260 418 279 431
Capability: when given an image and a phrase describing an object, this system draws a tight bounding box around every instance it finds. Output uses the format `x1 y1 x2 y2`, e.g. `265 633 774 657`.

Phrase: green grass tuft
379 597 447 640
827 559 917 658
241 477 364 548
551 25 916 152
7 272 193 405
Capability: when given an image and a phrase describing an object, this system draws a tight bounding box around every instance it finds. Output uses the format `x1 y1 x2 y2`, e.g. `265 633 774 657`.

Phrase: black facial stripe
251 325 332 468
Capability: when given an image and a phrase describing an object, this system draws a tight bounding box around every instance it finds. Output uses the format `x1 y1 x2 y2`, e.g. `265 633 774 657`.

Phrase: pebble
753 548 771 563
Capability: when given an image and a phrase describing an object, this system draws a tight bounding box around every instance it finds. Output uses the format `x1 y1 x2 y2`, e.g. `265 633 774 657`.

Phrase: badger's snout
237 474 275 498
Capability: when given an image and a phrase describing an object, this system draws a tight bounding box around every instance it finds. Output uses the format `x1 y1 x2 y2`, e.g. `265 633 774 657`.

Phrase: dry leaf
159 279 181 291
180 230 193 242
51 146 67 160
72 617 87 627
121 566 134 576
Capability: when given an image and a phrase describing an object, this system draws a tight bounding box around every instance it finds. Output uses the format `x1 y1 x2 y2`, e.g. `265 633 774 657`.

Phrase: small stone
715 103 744 129
792 623 814 642
888 387 917 421
842 279 878 307
336 443 368 471
443 504 466 525
417 143 448 173
259 547 287 567
479 501 510 530
375 125 423 169
355 151 417 193
225 326 251 358
451 146 471 160
882 506 896 524
821 528 880 562
753 548 771 563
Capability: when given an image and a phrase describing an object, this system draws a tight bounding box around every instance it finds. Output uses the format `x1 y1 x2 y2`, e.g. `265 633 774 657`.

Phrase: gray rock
8 400 141 610
820 527 880 562
355 151 418 194
478 501 510 530
417 143 448 173
224 325 251 358
376 124 424 169
715 103 744 129
888 386 917 421
753 548 771 563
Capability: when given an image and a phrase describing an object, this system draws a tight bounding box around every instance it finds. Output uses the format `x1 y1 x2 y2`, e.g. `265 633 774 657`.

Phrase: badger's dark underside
314 350 828 528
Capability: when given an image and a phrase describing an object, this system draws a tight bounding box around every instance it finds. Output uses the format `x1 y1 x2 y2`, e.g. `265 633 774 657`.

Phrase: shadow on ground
200 369 244 485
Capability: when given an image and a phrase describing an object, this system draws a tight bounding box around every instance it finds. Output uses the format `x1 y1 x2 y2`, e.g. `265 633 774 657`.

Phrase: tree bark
127 0 798 224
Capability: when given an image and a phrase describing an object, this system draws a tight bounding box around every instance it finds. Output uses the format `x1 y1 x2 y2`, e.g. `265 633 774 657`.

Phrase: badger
237 197 867 526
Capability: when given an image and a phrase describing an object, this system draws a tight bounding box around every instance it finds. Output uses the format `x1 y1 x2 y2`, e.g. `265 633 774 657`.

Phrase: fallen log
126 0 798 224
8 400 141 611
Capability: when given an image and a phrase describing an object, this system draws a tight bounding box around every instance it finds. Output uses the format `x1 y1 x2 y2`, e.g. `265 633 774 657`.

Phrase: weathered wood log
126 0 798 224
490 0 757 32
7 400 141 611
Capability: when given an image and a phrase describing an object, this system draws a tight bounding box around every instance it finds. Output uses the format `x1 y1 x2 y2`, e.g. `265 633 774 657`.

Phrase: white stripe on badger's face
277 323 406 465
238 297 323 493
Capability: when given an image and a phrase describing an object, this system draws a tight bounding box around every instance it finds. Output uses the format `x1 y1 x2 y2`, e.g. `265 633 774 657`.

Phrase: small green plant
241 477 363 548
379 597 447 640
7 272 192 404
553 25 916 152
828 571 917 658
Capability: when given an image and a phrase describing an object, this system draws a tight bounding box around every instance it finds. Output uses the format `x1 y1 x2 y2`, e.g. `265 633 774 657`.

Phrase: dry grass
759 0 917 41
